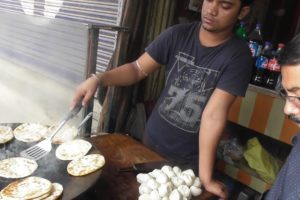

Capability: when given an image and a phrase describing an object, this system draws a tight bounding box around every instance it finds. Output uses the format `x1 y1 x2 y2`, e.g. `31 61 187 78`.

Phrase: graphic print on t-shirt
159 52 219 133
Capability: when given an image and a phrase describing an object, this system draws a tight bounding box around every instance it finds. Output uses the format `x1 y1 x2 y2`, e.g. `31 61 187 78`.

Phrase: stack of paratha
0 176 63 200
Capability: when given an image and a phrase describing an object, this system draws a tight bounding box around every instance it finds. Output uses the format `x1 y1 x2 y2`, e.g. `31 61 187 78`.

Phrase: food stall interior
1 0 300 199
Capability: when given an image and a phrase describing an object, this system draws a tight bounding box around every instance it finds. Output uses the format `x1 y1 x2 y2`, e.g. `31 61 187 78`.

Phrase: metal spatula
20 103 82 160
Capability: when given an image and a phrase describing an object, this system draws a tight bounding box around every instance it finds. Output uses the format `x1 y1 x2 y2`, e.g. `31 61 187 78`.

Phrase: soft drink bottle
235 21 247 40
265 43 285 89
248 23 264 58
252 41 273 86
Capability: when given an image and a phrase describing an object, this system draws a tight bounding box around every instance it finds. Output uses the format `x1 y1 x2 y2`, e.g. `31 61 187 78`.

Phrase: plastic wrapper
244 137 280 184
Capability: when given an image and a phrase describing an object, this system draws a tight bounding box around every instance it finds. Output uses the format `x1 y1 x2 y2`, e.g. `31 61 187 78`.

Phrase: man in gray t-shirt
72 0 253 199
265 34 300 200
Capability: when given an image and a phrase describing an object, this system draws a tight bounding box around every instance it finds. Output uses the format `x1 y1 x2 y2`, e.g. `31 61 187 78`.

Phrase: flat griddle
0 123 102 200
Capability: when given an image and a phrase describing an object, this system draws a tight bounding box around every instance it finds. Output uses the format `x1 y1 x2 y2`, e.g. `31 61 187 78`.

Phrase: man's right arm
71 52 161 108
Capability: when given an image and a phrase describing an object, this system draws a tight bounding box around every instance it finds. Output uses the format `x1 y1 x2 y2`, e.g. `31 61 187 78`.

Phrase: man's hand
71 77 99 109
203 179 228 200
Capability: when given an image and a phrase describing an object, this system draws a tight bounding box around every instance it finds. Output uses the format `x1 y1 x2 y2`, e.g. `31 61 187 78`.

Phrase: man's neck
199 26 233 47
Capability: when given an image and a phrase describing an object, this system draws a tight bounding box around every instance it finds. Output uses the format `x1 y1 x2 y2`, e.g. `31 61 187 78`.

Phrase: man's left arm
199 88 236 199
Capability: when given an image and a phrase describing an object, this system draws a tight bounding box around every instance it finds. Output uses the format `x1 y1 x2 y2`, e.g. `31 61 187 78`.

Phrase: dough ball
177 185 191 199
156 173 169 184
161 165 173 174
179 173 193 187
137 173 151 184
150 190 160 200
192 177 202 188
173 166 182 176
190 185 202 197
147 178 159 190
138 194 151 200
169 189 183 200
139 183 151 195
158 182 173 197
182 169 195 178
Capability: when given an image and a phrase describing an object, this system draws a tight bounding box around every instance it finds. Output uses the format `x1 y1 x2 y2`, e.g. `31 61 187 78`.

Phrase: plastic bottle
235 21 247 40
252 41 273 86
248 23 264 58
265 43 285 89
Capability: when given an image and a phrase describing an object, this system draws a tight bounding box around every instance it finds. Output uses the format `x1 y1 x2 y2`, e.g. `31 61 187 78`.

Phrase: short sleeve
217 50 253 97
145 26 176 65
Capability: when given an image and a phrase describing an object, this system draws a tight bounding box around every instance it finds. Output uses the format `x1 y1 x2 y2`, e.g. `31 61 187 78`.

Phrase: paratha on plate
13 123 48 143
55 139 92 161
67 154 105 176
0 157 38 179
0 176 52 200
45 125 78 144
0 126 13 144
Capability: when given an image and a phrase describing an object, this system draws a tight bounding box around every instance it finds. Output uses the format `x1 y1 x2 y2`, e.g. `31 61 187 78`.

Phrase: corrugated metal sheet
0 0 123 72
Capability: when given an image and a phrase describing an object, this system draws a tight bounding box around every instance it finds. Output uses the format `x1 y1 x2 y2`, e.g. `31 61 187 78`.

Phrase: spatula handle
64 102 82 121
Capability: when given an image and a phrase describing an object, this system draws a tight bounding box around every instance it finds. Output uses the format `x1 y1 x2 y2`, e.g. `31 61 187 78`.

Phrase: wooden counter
74 133 216 200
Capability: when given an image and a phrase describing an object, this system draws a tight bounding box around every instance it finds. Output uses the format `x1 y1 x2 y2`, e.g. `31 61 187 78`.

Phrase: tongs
20 103 82 160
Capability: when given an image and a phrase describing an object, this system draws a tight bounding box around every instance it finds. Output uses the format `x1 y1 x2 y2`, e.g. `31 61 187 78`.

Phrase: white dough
161 165 173 174
156 173 169 184
192 177 202 188
139 183 152 195
179 174 193 187
169 189 183 200
190 185 202 196
151 169 162 178
171 176 184 187
165 170 176 179
147 178 159 190
137 173 151 184
177 185 191 199
150 190 160 200
138 194 151 200
182 169 195 178
158 182 173 197
173 166 182 176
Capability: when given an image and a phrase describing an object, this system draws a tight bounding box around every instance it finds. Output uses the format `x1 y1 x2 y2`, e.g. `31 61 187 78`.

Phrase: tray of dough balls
136 164 202 200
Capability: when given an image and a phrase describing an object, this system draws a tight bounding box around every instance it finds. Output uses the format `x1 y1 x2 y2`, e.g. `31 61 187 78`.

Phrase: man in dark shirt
265 34 300 200
72 0 253 199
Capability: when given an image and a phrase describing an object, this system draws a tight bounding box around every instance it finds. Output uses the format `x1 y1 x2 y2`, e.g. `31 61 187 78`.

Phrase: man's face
281 65 300 127
201 0 242 32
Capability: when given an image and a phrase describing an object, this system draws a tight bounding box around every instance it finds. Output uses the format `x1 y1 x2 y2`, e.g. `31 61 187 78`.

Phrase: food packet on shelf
243 137 280 184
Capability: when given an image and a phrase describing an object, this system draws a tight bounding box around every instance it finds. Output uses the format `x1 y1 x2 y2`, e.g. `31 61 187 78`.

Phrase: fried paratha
55 139 92 161
67 154 105 176
0 157 38 179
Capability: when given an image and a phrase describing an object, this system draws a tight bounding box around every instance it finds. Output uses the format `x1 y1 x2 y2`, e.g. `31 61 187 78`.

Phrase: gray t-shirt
265 133 300 200
144 22 252 164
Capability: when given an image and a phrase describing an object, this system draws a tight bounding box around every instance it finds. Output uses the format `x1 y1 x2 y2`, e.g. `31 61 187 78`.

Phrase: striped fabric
216 160 272 193
228 86 299 144
0 0 123 72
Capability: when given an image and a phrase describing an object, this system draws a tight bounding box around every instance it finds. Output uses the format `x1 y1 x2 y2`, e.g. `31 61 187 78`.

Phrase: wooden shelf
216 159 272 193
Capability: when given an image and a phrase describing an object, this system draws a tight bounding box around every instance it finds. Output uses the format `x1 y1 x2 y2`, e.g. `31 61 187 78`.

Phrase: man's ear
238 6 251 20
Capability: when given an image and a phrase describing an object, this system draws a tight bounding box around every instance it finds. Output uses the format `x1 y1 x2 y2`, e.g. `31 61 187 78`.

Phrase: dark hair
279 34 300 66
241 0 253 7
